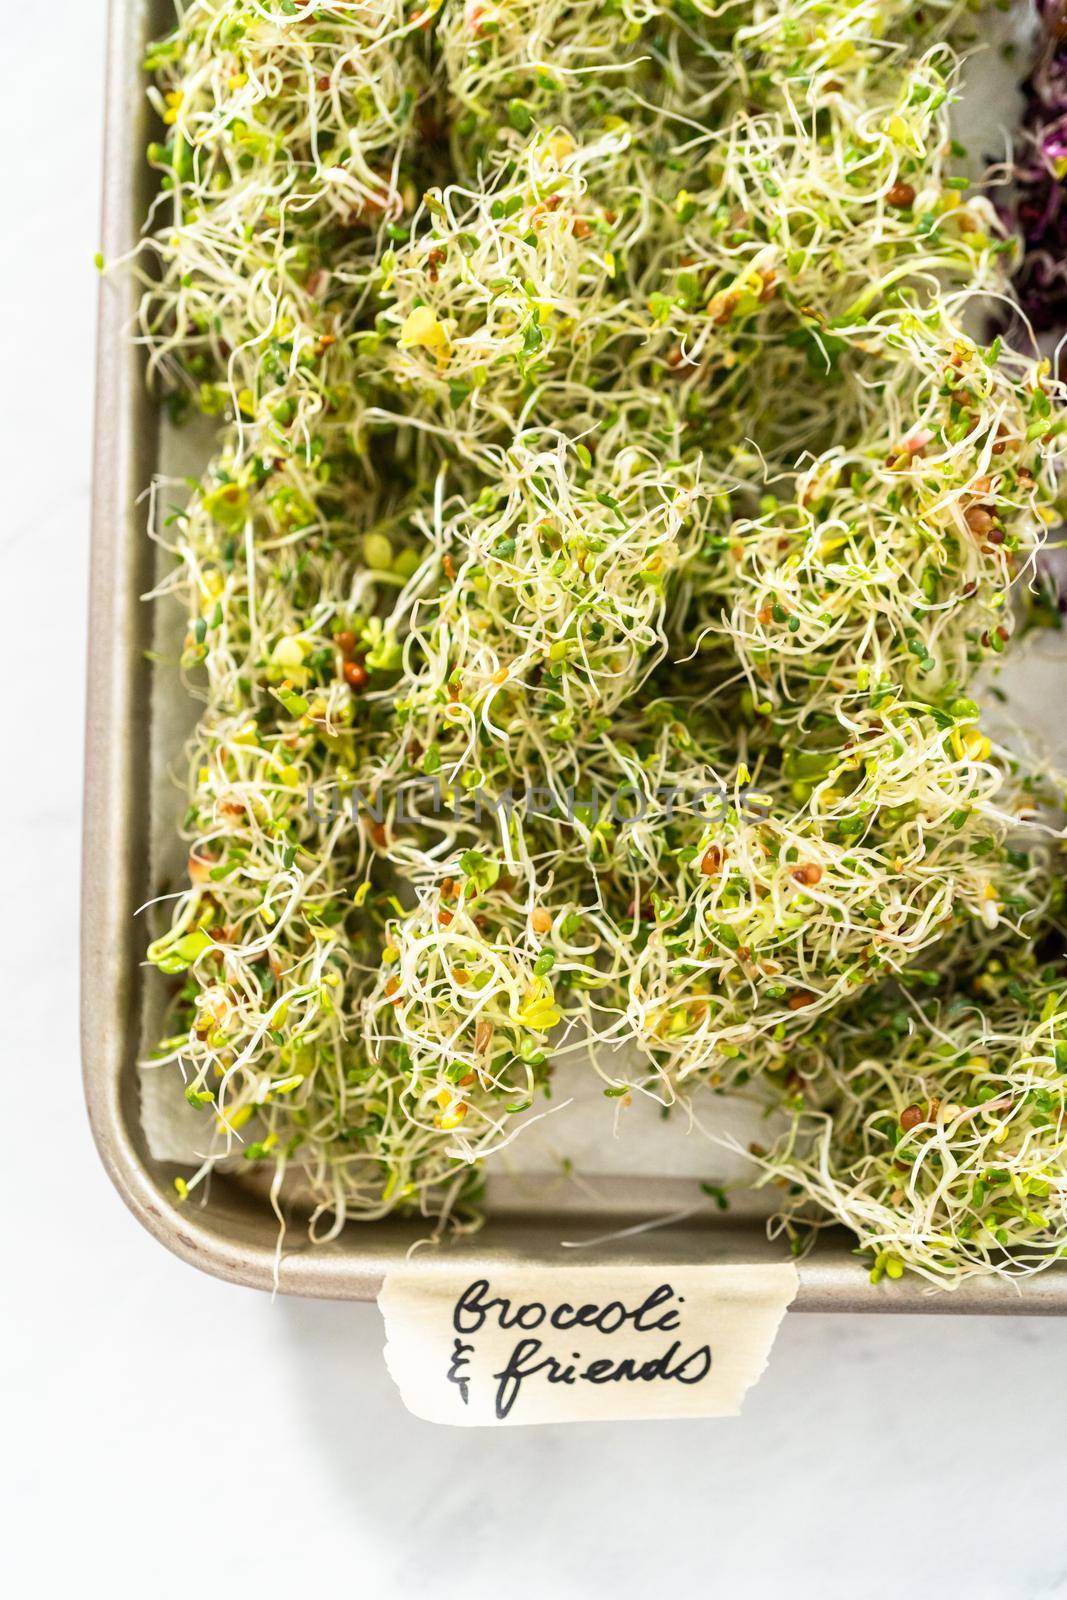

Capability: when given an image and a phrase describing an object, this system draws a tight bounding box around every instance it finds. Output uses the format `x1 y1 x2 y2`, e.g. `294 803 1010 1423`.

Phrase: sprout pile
134 0 1067 1282
1013 0 1067 332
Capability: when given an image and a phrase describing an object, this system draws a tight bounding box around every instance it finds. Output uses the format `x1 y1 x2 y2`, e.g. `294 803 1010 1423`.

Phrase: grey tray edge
80 0 1067 1316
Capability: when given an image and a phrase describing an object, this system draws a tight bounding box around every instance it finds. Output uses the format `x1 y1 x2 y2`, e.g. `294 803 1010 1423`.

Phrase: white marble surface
4 6 1067 1597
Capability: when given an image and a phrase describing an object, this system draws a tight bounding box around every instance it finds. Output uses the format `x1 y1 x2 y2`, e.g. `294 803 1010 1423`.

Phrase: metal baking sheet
82 0 1067 1313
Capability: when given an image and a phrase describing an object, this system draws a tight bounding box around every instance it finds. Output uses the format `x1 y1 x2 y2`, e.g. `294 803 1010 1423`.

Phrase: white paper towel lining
135 19 1066 1219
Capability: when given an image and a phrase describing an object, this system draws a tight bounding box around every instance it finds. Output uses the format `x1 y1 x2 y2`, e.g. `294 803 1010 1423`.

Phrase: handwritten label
379 1262 798 1426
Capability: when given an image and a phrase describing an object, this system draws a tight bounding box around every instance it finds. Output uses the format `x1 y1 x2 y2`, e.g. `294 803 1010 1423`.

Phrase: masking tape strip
380 1261 798 1426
